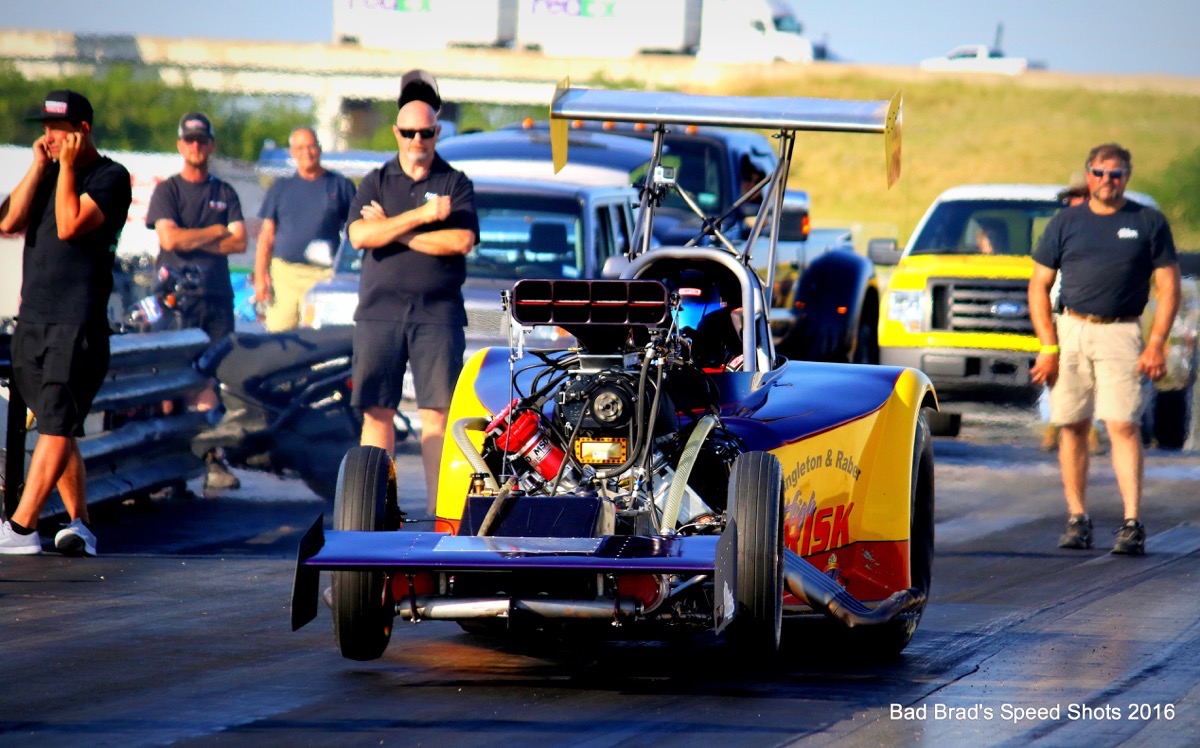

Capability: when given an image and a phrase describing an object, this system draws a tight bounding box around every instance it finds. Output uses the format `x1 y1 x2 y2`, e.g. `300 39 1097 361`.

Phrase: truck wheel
852 311 880 365
848 410 934 658
726 451 785 657
1152 387 1192 450
331 446 397 661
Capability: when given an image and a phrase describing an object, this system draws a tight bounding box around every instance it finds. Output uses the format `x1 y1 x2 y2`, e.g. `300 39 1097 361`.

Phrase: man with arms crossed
1029 143 1180 555
146 112 247 490
0 90 132 555
349 70 478 515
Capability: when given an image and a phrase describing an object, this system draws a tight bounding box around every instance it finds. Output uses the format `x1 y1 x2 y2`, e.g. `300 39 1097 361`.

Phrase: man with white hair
254 126 356 331
347 70 479 515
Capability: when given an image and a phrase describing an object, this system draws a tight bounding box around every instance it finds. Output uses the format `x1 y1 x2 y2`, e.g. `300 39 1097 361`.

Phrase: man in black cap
349 69 478 516
146 111 247 490
0 90 132 555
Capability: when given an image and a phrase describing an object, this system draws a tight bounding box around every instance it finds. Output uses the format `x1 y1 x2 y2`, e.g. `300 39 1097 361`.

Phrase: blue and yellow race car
292 83 936 662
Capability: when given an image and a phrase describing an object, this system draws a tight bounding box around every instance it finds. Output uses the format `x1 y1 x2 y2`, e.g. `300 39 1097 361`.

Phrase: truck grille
466 308 508 338
930 278 1033 335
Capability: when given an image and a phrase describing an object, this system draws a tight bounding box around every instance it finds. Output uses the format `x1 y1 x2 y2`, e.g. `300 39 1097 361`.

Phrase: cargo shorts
12 321 111 437
1049 313 1147 426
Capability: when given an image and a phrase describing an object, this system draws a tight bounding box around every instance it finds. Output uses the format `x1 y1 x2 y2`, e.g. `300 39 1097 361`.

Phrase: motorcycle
120 262 204 333
191 326 410 500
117 264 411 500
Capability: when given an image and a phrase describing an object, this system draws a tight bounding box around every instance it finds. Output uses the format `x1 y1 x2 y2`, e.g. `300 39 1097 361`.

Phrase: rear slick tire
726 451 785 657
331 446 397 661
847 410 934 659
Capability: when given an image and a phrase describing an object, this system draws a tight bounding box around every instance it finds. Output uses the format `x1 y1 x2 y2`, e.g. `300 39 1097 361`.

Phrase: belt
1065 308 1139 324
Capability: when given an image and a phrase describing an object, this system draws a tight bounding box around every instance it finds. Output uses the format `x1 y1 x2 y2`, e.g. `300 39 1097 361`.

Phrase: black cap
178 112 215 140
26 90 93 126
398 69 441 112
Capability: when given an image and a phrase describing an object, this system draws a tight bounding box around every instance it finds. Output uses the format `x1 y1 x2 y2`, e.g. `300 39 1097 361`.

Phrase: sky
2 0 1198 78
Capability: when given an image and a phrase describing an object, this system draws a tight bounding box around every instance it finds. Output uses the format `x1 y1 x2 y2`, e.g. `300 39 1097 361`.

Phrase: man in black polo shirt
146 112 247 490
348 70 479 515
0 90 131 556
1029 142 1180 555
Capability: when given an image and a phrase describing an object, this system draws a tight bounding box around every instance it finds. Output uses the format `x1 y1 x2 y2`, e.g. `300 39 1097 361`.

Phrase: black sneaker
1058 514 1093 549
1111 519 1146 555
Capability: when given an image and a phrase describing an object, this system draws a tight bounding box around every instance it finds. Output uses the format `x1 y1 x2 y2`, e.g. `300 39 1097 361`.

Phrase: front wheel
725 451 784 657
331 446 398 661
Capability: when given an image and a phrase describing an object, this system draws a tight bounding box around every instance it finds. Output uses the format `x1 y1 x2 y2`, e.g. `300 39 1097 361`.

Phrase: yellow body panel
435 348 494 522
773 368 927 550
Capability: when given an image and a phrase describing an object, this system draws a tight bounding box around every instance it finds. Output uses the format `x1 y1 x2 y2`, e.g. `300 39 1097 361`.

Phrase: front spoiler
291 516 925 632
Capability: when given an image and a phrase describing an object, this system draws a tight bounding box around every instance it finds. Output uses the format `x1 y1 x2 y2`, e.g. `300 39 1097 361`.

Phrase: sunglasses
396 127 436 140
1089 167 1127 180
182 135 212 145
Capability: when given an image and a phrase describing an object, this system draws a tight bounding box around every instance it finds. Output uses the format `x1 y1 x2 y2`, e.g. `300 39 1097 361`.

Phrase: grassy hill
721 65 1200 249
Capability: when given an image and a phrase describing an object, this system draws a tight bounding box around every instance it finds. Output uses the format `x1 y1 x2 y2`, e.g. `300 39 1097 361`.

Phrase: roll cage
548 80 902 374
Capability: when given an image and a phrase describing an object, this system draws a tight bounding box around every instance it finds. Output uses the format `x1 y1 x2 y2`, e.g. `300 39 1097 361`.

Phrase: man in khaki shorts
1029 143 1181 555
255 127 356 331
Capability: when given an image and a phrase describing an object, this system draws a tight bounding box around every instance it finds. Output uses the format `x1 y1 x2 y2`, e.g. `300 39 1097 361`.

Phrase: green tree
0 63 311 162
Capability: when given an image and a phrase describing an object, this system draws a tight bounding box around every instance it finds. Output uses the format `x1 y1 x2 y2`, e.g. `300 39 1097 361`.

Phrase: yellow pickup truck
869 184 1197 446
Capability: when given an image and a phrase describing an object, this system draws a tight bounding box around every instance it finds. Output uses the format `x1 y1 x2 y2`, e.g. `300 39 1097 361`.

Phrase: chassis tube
782 551 925 627
395 596 640 621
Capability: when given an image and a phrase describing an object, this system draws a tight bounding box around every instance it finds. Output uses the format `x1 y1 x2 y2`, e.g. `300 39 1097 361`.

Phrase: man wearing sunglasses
347 70 479 515
146 112 247 491
1029 143 1181 555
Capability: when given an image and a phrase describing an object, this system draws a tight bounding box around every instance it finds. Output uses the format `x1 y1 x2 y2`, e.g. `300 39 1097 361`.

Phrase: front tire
725 451 785 656
332 446 398 661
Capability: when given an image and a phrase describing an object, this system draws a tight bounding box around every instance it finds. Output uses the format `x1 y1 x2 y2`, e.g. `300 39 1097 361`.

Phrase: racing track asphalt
2 410 1200 747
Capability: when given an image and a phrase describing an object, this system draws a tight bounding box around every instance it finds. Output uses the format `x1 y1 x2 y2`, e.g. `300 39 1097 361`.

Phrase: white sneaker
54 518 97 557
0 520 42 555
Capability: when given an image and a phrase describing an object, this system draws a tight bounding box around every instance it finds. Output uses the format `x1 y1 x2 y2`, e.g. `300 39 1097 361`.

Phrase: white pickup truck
919 44 1028 75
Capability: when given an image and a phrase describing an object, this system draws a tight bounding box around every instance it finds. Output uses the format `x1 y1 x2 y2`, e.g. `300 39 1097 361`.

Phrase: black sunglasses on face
1089 167 1127 180
182 136 212 145
396 127 436 140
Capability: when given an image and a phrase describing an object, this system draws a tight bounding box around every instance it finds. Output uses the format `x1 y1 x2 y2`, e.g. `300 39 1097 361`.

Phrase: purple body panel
302 529 720 574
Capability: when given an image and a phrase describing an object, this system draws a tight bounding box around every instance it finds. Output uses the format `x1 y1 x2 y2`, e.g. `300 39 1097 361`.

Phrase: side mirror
867 238 902 266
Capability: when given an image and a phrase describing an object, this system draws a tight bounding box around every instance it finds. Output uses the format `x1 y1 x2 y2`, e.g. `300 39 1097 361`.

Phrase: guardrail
2 328 211 518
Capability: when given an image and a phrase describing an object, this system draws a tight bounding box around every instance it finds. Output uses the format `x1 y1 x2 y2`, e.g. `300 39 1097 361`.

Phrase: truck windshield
631 139 727 214
908 199 1063 257
335 194 583 281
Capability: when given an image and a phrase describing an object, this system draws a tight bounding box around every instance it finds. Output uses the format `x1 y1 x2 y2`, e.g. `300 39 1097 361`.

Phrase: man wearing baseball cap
146 111 247 491
0 90 132 555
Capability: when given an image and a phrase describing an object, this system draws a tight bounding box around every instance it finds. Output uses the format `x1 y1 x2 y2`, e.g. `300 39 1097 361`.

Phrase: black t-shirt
350 154 479 324
146 174 244 298
1033 200 1177 319
258 170 356 264
20 155 133 325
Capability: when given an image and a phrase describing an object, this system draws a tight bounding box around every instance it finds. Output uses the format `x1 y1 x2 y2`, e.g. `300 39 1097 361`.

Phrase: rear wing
547 78 902 299
549 79 902 188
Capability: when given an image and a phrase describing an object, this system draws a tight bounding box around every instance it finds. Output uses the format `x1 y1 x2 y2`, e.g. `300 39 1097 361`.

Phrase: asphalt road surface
3 406 1200 747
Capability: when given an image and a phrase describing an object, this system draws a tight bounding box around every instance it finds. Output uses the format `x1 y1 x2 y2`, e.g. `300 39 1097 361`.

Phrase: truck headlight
302 291 358 329
887 290 925 333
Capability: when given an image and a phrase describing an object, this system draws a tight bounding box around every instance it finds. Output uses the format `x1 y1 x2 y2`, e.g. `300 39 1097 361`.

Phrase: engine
477 314 739 536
